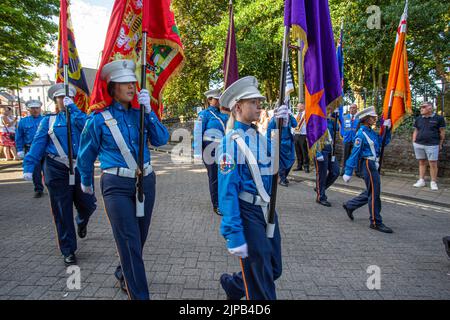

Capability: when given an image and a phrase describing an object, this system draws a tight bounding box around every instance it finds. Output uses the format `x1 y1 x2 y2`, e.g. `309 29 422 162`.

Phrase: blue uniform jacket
77 101 169 187
317 118 340 157
15 115 43 152
342 113 359 143
23 103 87 174
267 115 297 170
217 120 289 249
193 106 228 156
344 125 391 176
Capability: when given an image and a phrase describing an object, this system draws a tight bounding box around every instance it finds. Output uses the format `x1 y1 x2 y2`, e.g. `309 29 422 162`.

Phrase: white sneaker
413 179 426 188
430 181 439 191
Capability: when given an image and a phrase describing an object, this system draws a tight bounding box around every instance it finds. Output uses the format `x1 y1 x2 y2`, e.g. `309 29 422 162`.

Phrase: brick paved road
1 152 450 300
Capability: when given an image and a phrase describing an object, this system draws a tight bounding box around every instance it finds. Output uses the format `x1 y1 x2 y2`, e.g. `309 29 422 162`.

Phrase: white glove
63 96 74 107
228 243 248 258
17 151 25 159
383 119 392 129
274 105 289 127
81 184 94 195
343 174 352 183
316 155 324 162
23 173 33 181
138 89 151 114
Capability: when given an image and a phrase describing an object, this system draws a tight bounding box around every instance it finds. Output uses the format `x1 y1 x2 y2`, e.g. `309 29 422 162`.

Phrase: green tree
163 0 227 118
328 0 450 110
0 0 59 89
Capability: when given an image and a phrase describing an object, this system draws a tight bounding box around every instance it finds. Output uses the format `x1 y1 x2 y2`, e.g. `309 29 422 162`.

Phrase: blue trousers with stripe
315 150 340 201
345 159 383 225
101 172 156 300
43 156 97 257
220 200 282 300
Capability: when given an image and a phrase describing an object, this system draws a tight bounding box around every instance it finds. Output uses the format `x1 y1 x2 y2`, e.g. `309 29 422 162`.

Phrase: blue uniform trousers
101 172 156 300
221 200 282 300
345 159 383 225
204 162 218 209
314 151 340 201
24 145 44 192
279 166 292 184
43 156 96 257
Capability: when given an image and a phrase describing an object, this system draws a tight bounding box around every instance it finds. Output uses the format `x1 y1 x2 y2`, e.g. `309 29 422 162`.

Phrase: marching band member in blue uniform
16 100 44 198
314 114 340 207
23 84 97 266
341 103 359 175
193 88 228 215
342 106 393 233
267 108 297 187
77 60 169 300
217 76 289 300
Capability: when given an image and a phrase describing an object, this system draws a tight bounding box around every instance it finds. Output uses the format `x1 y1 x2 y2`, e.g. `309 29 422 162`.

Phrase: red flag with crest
89 0 184 117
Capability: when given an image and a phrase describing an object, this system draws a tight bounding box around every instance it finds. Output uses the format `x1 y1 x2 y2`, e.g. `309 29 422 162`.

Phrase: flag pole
297 39 304 104
378 0 408 172
267 26 290 238
136 30 147 218
332 20 344 163
60 0 75 185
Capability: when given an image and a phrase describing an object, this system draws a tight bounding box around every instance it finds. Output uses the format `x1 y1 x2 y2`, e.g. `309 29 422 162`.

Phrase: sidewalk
4 149 448 208
289 166 450 208
149 143 450 208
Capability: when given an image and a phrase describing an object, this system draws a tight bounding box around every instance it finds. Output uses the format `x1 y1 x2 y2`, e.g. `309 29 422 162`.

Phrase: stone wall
164 120 450 178
334 132 450 178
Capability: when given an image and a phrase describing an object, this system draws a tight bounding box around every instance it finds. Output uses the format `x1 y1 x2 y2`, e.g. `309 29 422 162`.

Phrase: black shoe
370 223 393 233
114 269 128 294
443 236 450 258
220 274 235 300
293 166 302 171
77 223 87 239
316 199 331 207
64 254 77 266
279 180 289 187
213 208 223 216
33 191 43 198
304 167 310 173
343 203 354 221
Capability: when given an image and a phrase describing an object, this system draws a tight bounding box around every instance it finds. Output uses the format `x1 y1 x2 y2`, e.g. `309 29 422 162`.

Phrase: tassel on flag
90 0 185 117
56 0 90 112
381 0 412 134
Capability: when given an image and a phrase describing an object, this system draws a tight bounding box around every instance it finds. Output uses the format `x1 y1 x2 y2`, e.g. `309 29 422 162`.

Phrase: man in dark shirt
412 101 446 190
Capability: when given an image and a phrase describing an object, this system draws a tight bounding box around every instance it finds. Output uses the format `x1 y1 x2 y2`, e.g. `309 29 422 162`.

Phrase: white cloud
32 0 113 80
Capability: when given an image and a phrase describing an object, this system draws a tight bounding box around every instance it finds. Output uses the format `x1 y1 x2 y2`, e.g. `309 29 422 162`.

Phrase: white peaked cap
25 99 42 108
48 83 76 99
219 76 265 110
204 88 222 99
355 106 377 119
100 59 137 83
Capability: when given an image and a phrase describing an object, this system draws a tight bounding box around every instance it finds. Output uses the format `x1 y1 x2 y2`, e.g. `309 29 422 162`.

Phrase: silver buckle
104 118 117 126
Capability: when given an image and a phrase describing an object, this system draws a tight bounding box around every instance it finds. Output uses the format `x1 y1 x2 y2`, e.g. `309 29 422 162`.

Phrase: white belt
47 154 77 168
364 156 379 162
103 164 153 178
238 191 269 223
203 136 221 143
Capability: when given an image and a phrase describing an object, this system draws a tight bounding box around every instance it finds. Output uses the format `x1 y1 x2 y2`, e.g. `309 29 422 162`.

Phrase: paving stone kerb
0 152 450 300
